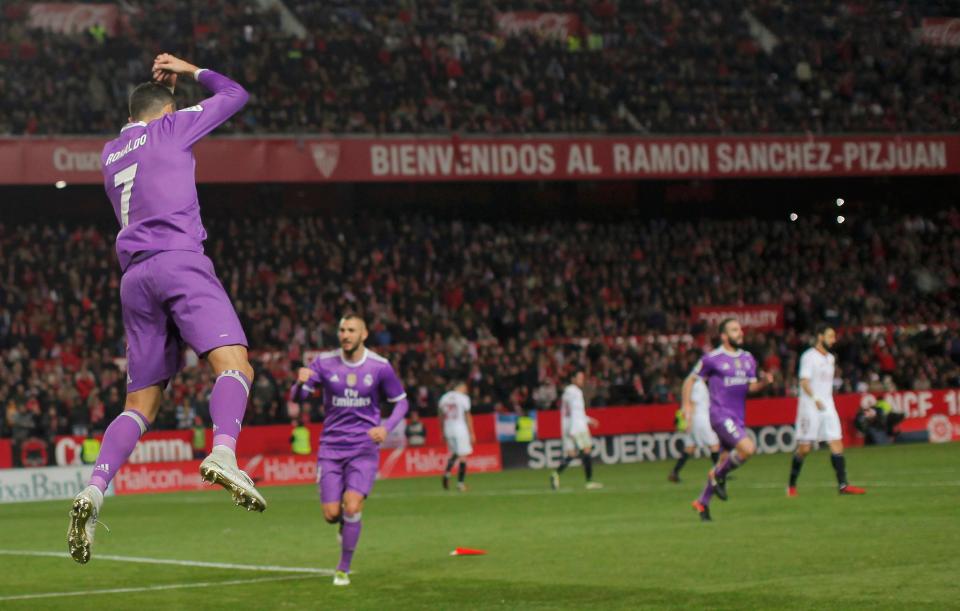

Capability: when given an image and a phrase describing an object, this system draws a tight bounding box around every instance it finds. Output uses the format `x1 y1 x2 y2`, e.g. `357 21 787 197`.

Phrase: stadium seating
1 1 958 135
2 209 959 436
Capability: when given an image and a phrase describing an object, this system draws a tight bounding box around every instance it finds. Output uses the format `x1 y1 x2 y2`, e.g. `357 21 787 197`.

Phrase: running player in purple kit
290 314 409 587
690 318 774 522
68 54 266 565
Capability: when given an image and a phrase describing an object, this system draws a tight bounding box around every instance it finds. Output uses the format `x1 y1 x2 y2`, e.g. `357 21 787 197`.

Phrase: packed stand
2 208 959 439
2 1 960 135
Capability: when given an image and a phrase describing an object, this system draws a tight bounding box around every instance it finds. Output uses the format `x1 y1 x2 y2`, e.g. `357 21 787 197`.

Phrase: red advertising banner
378 444 502 479
113 454 317 495
920 18 960 47
113 459 206 495
690 304 785 332
113 444 502 495
0 440 11 469
495 12 582 39
48 418 501 467
54 429 197 466
27 3 119 36
1 134 958 186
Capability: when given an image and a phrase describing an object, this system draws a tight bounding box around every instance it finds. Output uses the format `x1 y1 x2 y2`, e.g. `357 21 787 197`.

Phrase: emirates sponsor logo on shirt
332 395 371 408
311 143 341 178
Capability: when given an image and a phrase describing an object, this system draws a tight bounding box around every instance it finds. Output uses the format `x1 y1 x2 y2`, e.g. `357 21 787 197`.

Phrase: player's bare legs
713 436 755 498
788 440 814 496
694 436 755 521
443 455 469 491
673 442 722 482
199 345 267 511
69 385 162 563
324 491 365 585
790 438 865 496
554 443 602 489
669 445 695 483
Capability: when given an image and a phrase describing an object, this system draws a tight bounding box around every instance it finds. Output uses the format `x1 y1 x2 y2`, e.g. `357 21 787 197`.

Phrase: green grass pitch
0 443 957 610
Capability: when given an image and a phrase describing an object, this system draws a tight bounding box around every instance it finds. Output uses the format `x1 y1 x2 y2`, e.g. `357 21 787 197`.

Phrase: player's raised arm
153 53 249 148
289 360 323 403
749 366 774 394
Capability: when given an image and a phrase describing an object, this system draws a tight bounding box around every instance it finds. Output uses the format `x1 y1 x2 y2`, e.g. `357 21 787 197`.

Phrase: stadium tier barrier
2 134 957 184
1 389 957 500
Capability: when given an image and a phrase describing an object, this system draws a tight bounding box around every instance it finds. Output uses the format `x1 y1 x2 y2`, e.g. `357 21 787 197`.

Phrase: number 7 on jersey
114 163 139 227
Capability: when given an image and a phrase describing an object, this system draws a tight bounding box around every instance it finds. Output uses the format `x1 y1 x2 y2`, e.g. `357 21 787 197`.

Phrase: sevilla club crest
311 143 341 178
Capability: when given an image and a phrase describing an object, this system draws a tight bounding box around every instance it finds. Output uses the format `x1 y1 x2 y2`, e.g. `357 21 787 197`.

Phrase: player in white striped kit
551 370 602 490
669 368 722 482
787 325 865 496
439 382 475 492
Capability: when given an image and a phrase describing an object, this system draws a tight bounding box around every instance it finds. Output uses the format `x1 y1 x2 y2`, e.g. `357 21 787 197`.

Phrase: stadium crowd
1 1 959 135
2 208 960 438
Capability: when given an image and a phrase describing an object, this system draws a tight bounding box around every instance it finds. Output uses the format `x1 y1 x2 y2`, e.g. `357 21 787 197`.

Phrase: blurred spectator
10 401 36 464
854 394 905 445
405 411 427 447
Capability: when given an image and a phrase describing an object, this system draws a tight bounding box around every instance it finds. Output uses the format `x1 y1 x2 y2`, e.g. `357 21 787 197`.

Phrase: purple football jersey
694 348 758 422
100 70 249 271
300 349 408 457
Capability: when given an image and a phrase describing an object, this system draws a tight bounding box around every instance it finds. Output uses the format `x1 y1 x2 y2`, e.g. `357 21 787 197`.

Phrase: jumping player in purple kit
690 318 774 522
68 54 266 564
290 314 409 587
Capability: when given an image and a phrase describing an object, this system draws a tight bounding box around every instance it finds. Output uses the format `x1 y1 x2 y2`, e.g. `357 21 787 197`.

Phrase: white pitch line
0 550 334 575
371 479 960 499
0 574 308 602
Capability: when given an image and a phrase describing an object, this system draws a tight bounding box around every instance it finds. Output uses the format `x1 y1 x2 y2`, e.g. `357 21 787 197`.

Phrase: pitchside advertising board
0 465 114 504
501 426 799 471
1 390 957 500
110 444 503 496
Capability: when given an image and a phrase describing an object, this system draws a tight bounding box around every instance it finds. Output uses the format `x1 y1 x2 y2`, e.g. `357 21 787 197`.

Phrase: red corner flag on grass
450 547 487 556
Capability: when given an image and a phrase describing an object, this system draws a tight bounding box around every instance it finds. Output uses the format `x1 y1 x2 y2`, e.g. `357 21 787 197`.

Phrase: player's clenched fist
367 426 387 443
153 53 200 77
298 367 313 383
152 66 177 92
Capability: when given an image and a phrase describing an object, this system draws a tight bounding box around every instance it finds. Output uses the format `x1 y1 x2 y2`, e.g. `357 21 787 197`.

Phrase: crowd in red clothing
3 206 959 439
1 1 959 135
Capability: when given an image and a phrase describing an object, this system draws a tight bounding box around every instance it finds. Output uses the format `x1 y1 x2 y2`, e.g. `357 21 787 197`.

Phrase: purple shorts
120 250 247 392
317 446 379 504
710 415 748 451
